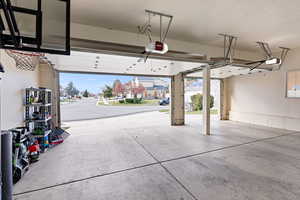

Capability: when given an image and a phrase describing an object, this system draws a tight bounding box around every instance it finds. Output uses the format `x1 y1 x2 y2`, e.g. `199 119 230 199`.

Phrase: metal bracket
277 47 290 70
219 34 237 63
137 10 173 63
138 11 153 42
138 10 173 43
257 42 273 59
250 42 290 71
249 61 265 71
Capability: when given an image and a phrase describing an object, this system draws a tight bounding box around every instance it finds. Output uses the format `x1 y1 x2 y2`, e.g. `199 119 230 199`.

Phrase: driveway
61 98 165 121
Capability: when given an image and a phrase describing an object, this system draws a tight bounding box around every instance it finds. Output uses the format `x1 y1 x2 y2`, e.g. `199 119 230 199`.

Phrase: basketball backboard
0 0 70 55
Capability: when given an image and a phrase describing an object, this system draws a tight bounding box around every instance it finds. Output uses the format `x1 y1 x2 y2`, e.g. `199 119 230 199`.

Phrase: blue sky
60 73 134 94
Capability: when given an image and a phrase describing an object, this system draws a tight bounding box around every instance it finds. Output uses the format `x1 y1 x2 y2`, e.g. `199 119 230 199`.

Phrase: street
61 98 165 121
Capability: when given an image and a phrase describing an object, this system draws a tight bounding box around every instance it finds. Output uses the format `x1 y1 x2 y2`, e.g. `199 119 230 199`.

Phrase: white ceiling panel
47 51 203 77
71 0 300 51
46 51 268 78
187 66 269 79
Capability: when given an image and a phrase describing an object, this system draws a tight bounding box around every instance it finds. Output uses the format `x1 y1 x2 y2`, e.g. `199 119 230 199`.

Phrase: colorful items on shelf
25 87 53 151
50 134 64 145
10 87 68 184
11 127 30 184
38 135 49 152
32 127 44 135
28 141 40 163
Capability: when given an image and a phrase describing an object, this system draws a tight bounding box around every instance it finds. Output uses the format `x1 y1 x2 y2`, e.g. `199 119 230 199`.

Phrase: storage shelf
26 87 52 92
31 130 52 138
25 103 52 107
25 117 52 123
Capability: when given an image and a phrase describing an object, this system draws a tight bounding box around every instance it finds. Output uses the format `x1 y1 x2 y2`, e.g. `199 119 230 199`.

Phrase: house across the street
113 77 169 99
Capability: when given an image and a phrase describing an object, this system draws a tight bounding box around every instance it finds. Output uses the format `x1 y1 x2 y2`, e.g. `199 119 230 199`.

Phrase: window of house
287 70 300 98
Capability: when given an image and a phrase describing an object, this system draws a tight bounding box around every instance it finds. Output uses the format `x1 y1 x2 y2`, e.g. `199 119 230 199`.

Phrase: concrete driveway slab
13 112 299 200
14 129 157 194
126 114 293 161
14 165 194 200
163 134 300 200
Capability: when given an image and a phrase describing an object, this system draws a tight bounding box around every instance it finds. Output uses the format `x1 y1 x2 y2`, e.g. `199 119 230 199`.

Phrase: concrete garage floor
14 112 300 200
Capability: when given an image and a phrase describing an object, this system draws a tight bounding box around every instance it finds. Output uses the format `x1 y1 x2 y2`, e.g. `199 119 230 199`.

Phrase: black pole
0 132 1 200
1 131 13 200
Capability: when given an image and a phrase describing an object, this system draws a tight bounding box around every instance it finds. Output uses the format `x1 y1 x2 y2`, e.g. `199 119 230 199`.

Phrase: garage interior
1 0 300 200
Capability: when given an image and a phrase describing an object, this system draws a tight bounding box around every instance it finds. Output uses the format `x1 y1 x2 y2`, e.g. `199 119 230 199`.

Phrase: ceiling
47 51 266 78
71 0 300 51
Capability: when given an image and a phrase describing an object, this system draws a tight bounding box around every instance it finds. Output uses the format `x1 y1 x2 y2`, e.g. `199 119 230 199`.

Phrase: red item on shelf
50 138 64 145
29 144 40 152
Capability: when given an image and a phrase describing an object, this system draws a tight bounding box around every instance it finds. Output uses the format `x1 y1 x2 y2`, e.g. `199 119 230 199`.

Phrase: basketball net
5 50 44 71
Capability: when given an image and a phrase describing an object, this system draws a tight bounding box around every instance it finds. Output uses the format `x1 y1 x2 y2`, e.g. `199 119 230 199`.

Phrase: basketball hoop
5 50 44 71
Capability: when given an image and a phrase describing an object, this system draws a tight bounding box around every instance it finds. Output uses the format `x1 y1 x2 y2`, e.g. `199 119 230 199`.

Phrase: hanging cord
0 50 4 72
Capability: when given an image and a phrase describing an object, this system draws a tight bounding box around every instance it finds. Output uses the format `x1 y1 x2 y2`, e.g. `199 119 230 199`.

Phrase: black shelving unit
24 87 52 151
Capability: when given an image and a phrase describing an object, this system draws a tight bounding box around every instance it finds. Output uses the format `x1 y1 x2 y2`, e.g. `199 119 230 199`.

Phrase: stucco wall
0 50 40 130
227 48 300 131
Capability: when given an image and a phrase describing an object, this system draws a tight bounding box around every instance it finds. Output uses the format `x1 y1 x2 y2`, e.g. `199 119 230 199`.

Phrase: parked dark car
159 97 170 106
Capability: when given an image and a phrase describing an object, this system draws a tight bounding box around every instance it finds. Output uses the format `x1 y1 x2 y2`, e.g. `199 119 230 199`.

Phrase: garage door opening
46 50 212 127
185 78 221 122
59 72 171 122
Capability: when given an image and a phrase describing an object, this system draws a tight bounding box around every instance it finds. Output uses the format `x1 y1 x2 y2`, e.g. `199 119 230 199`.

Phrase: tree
83 89 89 97
191 93 214 111
153 90 158 99
103 85 113 98
131 84 145 98
113 79 124 96
64 82 79 97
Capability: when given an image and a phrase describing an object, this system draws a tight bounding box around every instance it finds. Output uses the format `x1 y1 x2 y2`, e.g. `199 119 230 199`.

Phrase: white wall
227 48 300 131
0 50 40 130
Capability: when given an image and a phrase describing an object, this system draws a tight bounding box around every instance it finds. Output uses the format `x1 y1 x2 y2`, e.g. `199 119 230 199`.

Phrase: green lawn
97 99 160 106
159 108 169 112
143 99 160 105
186 109 218 115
